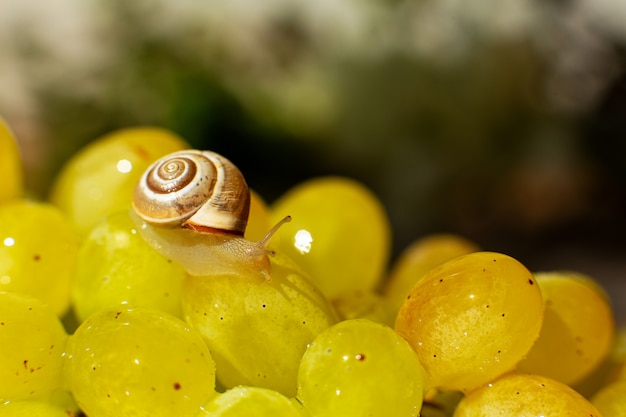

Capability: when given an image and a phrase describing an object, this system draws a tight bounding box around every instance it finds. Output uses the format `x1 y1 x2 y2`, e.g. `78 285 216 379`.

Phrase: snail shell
132 150 250 235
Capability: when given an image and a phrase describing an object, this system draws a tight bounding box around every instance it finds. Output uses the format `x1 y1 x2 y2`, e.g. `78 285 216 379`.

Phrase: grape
270 176 391 300
49 127 189 235
0 292 68 402
0 117 23 203
517 271 615 386
453 372 602 417
384 233 480 312
591 380 626 417
72 210 186 322
331 289 396 327
197 386 305 417
65 307 217 417
0 400 75 417
245 190 273 242
0 200 78 316
395 252 544 392
182 251 338 397
296 318 426 417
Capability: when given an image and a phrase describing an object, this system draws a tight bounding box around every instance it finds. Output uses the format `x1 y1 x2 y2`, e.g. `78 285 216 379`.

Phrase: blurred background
1 0 624 322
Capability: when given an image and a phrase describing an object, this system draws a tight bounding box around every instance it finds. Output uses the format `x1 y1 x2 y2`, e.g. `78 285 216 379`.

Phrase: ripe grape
453 372 602 417
197 386 304 417
65 307 217 417
182 251 338 397
395 251 544 392
270 176 391 300
49 127 189 235
384 233 480 312
0 400 75 417
331 289 396 327
591 380 626 417
517 271 615 386
0 199 78 316
0 117 23 202
296 318 426 417
72 210 186 322
0 292 68 402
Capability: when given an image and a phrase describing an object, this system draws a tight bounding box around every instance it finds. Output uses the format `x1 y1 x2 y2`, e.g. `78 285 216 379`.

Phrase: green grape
384 233 480 312
395 252 544 392
517 271 615 386
270 176 391 300
331 289 396 327
72 210 186 322
0 292 68 402
592 380 626 417
0 200 78 316
182 251 338 397
453 372 602 417
296 318 426 417
245 190 273 242
65 307 217 417
0 395 78 417
197 386 304 417
49 127 189 235
0 117 23 202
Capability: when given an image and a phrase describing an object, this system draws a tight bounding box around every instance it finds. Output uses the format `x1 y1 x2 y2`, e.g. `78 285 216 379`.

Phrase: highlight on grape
1 119 622 416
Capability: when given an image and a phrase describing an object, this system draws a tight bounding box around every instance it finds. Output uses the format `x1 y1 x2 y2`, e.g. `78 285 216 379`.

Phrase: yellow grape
384 233 480 312
331 289 396 327
0 117 23 202
0 292 68 402
72 210 186 322
296 319 426 417
517 271 615 386
49 127 189 235
182 251 338 397
0 401 74 417
0 199 78 316
65 307 217 417
270 176 391 300
395 252 544 392
592 380 626 417
197 386 304 417
454 372 602 417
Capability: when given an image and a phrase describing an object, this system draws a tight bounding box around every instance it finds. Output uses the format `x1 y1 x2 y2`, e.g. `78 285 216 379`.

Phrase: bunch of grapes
0 117 624 417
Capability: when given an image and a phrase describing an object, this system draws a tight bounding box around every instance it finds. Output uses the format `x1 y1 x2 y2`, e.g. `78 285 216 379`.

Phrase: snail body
131 149 289 279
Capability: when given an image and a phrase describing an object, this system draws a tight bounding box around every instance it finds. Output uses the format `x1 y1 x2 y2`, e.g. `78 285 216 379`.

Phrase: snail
130 149 290 280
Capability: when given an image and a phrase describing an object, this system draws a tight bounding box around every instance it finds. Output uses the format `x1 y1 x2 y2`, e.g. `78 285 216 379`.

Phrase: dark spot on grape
220 317 224 320
482 268 486 272
485 305 490 308
28 307 32 310
115 311 122 319
576 349 584 357
528 279 534 285
23 360 28 369
92 366 96 371
433 354 437 358
302 321 306 325
262 304 266 308
167 259 172 263
173 382 181 390
326 348 332 354
406 295 411 299
540 383 545 387
497 350 501 354
439 279 444 282
107 394 111 398
33 254 41 261
1 322 4 325
516 391 520 395
493 259 496 262
501 313 505 317
355 353 366 361
151 386 156 391
576 336 583 343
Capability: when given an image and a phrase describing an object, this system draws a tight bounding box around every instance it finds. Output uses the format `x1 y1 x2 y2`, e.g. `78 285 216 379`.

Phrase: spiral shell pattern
132 150 250 234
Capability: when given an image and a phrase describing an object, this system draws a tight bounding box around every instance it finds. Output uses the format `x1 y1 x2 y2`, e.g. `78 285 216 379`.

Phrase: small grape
0 200 78 316
591 380 626 417
197 386 304 417
182 251 338 397
0 292 68 402
72 210 186 322
395 252 544 392
331 289 396 327
49 127 189 235
453 372 602 417
65 308 217 417
270 176 391 300
0 117 23 203
384 233 480 312
296 318 426 417
517 271 615 386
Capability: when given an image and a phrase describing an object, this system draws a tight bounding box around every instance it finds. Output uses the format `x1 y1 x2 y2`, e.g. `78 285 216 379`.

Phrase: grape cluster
0 119 624 416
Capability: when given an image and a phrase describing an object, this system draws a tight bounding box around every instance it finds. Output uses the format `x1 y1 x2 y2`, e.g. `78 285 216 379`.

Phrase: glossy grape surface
454 372 602 417
182 251 338 397
0 200 78 316
270 176 391 300
72 210 186 322
297 318 426 417
0 118 23 202
395 252 544 392
384 233 480 312
0 292 68 402
517 271 615 386
197 386 304 417
65 308 217 417
49 127 189 235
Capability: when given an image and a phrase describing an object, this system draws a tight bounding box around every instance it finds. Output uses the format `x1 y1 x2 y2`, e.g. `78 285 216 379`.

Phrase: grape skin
0 117 23 202
591 379 626 417
197 386 304 417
